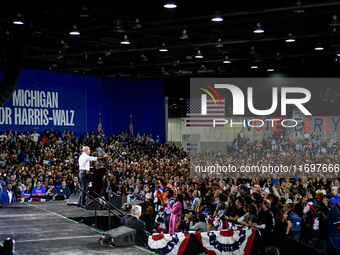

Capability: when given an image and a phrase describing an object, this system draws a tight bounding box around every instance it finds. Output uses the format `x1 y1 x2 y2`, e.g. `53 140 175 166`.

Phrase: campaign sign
0 85 87 132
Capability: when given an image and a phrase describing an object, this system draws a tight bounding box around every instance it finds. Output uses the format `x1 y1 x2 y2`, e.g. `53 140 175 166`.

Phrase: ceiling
1 1 340 116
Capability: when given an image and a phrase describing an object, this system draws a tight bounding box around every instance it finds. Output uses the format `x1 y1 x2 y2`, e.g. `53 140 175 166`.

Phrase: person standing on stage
78 146 110 207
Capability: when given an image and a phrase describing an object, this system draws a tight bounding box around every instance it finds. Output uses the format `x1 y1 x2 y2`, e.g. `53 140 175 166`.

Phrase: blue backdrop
0 69 165 140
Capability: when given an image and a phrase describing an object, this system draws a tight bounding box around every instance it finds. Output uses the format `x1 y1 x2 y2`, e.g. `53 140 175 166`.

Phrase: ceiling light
275 52 282 60
79 6 91 18
330 15 340 26
249 46 257 55
293 1 305 13
57 51 63 60
215 38 224 48
179 98 183 100
69 25 80 35
267 68 275 72
180 30 189 39
13 14 24 25
223 56 230 63
97 57 103 65
253 23 264 33
133 19 142 29
164 1 177 8
337 53 340 57
285 33 295 42
61 40 70 49
195 50 203 58
141 54 148 62
159 43 168 52
251 66 258 69
315 41 324 50
211 11 223 22
121 35 130 44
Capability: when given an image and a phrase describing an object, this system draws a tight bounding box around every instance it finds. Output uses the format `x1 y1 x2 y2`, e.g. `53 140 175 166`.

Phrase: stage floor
0 201 157 255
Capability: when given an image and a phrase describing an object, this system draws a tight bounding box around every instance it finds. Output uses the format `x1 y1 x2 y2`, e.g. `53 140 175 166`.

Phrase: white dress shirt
8 190 13 203
78 152 97 171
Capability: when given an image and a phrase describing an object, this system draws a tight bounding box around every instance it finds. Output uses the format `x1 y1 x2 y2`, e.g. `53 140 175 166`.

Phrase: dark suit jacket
0 190 17 204
69 182 78 194
124 216 149 247
120 214 133 226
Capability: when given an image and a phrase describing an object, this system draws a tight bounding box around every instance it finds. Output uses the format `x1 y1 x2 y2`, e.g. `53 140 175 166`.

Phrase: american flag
97 113 103 134
129 115 134 137
186 98 225 127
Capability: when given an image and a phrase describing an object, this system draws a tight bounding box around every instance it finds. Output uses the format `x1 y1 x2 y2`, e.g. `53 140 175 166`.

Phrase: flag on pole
97 113 103 134
129 115 134 137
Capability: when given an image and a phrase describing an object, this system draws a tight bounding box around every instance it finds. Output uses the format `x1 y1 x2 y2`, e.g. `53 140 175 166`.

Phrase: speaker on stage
122 200 146 213
67 193 80 206
100 226 135 246
85 197 105 210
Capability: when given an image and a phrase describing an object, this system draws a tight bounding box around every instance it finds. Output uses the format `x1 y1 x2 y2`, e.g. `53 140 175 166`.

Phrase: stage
0 201 158 255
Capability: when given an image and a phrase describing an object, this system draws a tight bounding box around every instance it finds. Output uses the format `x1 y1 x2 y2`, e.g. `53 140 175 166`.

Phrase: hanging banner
0 85 87 132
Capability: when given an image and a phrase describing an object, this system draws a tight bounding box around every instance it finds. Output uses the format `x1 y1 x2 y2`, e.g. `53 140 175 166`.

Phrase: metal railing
77 187 125 230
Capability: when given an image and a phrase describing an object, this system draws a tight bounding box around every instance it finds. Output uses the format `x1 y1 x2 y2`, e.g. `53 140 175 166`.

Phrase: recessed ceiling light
164 2 177 8
195 50 203 58
159 43 168 52
223 56 230 63
69 25 80 35
254 23 264 33
315 41 324 50
285 33 295 42
251 65 258 69
121 35 130 44
211 17 223 22
13 14 24 25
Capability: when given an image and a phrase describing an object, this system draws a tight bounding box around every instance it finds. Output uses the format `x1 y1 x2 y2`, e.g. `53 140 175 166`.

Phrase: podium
87 166 106 197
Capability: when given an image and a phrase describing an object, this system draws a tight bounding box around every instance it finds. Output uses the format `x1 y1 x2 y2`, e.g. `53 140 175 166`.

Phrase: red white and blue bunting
195 227 256 255
148 232 190 255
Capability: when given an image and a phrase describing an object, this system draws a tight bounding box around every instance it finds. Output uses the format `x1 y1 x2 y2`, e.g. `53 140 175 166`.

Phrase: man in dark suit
123 205 150 247
69 176 79 194
0 183 17 204
120 204 133 226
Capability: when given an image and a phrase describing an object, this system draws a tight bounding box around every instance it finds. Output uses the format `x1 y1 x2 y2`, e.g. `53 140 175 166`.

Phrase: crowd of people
0 128 340 254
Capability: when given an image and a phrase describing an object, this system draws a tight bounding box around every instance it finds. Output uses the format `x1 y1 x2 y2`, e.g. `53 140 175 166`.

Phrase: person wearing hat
45 182 57 199
261 187 270 199
325 198 340 251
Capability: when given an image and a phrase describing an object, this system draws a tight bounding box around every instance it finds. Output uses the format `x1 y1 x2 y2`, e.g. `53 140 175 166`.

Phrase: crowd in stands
0 128 340 254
